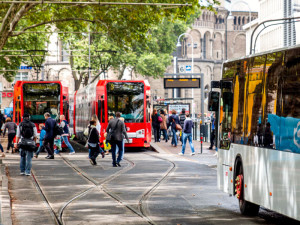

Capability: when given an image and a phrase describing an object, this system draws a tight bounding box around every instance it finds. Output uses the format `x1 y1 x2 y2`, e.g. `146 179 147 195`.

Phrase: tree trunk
0 3 36 50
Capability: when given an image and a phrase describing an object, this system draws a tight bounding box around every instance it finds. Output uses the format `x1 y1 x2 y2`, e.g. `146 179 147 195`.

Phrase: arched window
215 15 218 24
238 17 241 25
204 84 209 99
242 17 245 24
218 16 222 24
247 17 250 23
234 16 237 25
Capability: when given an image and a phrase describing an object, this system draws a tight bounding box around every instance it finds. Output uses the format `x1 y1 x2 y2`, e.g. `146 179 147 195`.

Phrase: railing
214 24 225 30
193 21 215 28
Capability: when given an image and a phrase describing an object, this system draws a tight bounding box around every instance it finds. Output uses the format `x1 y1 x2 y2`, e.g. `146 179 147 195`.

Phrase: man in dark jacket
179 108 186 145
44 112 56 159
106 112 129 167
178 113 195 155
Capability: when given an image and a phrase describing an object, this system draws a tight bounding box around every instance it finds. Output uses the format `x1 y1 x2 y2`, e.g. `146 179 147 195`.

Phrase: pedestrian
3 117 17 153
106 112 129 167
43 112 57 159
151 109 160 142
168 110 180 147
87 120 102 165
59 115 75 155
178 113 195 156
264 122 273 148
179 108 186 145
14 113 37 176
91 114 104 157
116 117 126 162
34 124 46 158
160 110 168 142
0 111 5 135
209 114 215 150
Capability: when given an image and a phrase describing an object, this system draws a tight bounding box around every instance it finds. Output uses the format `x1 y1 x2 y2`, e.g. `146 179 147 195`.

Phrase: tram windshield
107 82 144 123
23 83 61 122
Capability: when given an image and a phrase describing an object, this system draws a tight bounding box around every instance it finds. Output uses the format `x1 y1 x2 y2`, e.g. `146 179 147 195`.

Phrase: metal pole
88 25 91 82
200 73 205 154
191 37 194 120
173 56 177 98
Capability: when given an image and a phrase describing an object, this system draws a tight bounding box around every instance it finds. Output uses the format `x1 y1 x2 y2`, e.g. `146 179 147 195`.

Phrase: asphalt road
3 144 300 225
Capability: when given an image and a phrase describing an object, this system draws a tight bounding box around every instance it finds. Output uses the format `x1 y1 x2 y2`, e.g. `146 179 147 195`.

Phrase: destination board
164 78 200 89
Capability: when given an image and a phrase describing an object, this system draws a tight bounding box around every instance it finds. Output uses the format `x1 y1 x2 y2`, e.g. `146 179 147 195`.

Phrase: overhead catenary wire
0 1 192 6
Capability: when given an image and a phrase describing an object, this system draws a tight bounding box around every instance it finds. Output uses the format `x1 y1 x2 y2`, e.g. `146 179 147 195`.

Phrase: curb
1 164 12 225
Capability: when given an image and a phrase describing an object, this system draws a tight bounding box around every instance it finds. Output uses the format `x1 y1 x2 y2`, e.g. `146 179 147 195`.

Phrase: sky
224 0 260 12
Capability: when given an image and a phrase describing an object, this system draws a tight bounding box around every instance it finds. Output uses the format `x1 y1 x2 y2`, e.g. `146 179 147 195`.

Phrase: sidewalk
150 137 218 167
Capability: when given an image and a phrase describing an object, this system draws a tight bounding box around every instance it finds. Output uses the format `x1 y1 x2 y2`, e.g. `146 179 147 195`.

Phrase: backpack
54 123 64 137
20 121 34 139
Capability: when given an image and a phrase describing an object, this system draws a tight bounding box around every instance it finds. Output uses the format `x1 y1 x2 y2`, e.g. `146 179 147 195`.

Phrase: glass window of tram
23 83 61 122
107 82 144 123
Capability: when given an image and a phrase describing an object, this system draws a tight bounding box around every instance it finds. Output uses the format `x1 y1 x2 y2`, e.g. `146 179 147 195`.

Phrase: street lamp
176 33 194 119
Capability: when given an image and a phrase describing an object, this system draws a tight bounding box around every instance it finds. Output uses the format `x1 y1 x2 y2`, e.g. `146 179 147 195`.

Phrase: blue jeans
181 133 195 154
61 136 75 153
161 129 168 141
111 141 123 165
116 140 125 163
20 149 34 174
171 128 177 146
35 144 44 156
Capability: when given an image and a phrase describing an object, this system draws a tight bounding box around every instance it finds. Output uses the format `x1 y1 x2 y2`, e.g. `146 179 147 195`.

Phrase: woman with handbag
151 109 161 142
168 110 180 147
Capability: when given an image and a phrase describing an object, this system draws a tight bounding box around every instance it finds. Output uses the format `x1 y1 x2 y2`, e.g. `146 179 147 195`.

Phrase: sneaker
92 159 97 165
69 151 75 155
89 159 95 165
101 152 105 158
25 173 31 176
116 162 121 167
113 164 118 167
190 152 195 156
45 155 54 159
34 154 38 158
20 172 25 175
178 153 184 156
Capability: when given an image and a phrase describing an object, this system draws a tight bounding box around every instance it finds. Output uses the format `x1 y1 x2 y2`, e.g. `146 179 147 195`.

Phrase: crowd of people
151 108 195 156
0 111 128 176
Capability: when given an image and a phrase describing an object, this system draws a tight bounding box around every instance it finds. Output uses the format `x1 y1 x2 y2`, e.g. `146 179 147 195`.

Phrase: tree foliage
0 0 219 83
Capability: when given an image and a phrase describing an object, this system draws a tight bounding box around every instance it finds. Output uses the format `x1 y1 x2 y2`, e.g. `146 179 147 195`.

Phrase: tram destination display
164 78 200 89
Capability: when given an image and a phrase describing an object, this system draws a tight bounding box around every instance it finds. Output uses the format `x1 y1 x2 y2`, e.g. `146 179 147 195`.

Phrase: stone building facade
149 1 258 116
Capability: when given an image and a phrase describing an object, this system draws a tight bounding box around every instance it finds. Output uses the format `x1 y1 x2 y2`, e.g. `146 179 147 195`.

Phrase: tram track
30 151 177 225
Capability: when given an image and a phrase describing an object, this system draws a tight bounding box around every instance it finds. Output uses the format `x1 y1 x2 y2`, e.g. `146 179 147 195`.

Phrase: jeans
61 136 75 153
171 128 177 146
116 140 125 162
181 133 195 154
20 149 34 174
111 141 123 165
89 145 104 159
7 133 16 151
35 144 44 156
89 145 100 160
161 129 168 141
153 127 160 142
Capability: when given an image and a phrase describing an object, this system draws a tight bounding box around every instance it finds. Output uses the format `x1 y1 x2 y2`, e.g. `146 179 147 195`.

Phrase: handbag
175 124 182 131
85 127 94 148
158 116 163 123
18 138 36 151
106 120 119 144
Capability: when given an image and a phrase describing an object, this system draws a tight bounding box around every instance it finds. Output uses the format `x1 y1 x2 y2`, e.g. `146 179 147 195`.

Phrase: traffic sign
179 66 185 73
186 65 191 72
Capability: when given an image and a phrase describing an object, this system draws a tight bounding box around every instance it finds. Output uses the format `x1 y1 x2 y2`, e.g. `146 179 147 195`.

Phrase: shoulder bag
106 120 119 144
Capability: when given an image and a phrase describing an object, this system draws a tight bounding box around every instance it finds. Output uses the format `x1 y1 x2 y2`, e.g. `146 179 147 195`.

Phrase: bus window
245 55 266 146
266 49 300 153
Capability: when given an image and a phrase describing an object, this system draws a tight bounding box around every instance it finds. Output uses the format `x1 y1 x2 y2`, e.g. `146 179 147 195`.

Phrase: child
35 124 46 158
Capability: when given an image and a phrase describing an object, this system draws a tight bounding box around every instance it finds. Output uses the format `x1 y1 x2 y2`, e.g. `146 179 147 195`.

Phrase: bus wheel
235 162 260 216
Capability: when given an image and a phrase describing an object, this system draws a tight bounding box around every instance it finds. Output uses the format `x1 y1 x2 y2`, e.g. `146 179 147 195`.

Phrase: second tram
71 80 151 148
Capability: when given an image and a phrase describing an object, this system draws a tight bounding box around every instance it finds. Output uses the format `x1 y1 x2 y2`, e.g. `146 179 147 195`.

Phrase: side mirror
208 91 219 111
